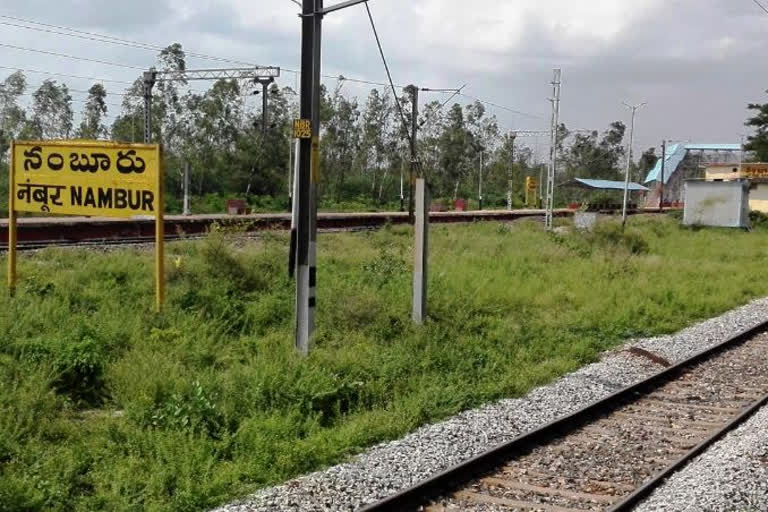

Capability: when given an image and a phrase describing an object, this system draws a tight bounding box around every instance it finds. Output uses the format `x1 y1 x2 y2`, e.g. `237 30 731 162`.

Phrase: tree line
0 43 657 213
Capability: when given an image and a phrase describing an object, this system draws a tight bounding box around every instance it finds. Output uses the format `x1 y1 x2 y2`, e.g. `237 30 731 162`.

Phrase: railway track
362 322 768 512
0 208 668 251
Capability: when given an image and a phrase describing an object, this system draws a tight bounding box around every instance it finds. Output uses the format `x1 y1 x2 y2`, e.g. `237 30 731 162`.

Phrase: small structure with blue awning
561 178 649 210
565 178 649 192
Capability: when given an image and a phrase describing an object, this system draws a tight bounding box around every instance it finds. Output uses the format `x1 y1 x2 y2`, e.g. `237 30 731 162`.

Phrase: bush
52 336 109 408
147 381 224 438
749 210 768 229
590 221 650 255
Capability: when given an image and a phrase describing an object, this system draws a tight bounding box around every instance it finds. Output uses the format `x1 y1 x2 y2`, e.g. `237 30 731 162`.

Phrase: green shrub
51 336 108 408
147 381 224 438
749 210 768 229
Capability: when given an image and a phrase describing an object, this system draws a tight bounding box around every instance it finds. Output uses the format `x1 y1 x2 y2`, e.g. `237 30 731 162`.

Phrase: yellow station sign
12 140 162 217
8 140 165 311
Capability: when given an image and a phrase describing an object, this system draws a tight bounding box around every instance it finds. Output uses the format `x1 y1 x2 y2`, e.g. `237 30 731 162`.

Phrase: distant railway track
362 321 768 512
0 208 668 251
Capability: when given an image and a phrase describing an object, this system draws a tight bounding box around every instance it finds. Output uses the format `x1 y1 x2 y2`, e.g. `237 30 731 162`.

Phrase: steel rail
360 319 768 511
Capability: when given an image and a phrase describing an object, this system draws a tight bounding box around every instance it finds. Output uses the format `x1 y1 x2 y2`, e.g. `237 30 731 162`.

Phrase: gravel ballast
634 404 768 512
214 297 768 512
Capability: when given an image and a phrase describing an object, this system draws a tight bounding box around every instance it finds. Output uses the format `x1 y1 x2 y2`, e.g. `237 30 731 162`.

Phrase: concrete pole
412 178 429 324
183 161 190 215
660 140 666 211
622 102 646 226
478 152 484 211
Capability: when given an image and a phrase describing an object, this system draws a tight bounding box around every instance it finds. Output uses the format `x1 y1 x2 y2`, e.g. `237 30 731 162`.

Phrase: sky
1 0 768 158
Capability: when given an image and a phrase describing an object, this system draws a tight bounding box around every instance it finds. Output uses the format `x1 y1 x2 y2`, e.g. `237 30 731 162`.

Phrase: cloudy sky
2 0 768 157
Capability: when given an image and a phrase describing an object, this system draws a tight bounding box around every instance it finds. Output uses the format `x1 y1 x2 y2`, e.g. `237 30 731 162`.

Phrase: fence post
412 178 429 324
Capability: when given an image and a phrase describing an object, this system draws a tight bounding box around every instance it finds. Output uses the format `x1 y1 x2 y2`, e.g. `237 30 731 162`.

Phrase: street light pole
622 101 647 226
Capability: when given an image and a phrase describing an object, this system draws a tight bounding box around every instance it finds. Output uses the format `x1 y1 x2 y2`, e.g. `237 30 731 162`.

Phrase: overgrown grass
2 217 768 511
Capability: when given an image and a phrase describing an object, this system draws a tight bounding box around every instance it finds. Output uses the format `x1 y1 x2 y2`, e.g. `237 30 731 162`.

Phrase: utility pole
295 0 315 355
478 152 484 210
293 0 369 354
142 69 157 144
405 84 419 223
659 140 666 211
183 162 190 215
400 151 405 211
508 134 516 210
255 77 276 136
545 69 562 230
622 101 647 226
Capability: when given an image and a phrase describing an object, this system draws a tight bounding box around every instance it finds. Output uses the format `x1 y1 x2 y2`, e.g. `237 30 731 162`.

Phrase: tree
0 71 27 157
746 96 768 161
77 84 108 139
358 89 393 199
29 80 73 139
562 121 625 181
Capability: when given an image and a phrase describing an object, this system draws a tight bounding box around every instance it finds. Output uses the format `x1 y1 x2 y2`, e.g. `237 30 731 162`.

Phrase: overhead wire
458 92 544 120
0 64 133 84
363 2 413 147
0 12 543 124
751 0 768 15
0 42 144 70
0 14 257 67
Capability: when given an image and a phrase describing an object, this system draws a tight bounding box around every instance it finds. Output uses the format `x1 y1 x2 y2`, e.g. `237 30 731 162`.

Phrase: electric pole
478 152 484 210
622 101 647 226
405 84 419 223
660 140 666 211
294 0 370 355
508 134 516 210
545 68 562 230
255 77 276 136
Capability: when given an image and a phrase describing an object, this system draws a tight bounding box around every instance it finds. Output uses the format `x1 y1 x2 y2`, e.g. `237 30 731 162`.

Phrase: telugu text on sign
12 141 161 217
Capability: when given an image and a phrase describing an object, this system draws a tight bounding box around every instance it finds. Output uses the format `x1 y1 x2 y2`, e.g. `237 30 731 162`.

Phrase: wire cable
0 14 257 67
458 92 543 120
363 2 412 146
0 64 133 84
752 0 768 15
0 42 144 69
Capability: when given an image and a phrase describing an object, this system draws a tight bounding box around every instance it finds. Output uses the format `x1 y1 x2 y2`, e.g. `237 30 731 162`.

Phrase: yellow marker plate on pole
293 119 312 139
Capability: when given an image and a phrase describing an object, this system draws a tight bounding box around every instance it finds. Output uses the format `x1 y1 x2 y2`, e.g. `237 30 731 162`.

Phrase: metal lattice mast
142 66 281 143
545 68 561 230
621 101 646 225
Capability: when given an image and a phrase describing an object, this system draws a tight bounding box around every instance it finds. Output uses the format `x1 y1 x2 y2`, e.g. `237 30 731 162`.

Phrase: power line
0 14 257 67
0 13 407 90
363 2 412 145
458 92 544 120
0 65 133 85
752 0 768 15
0 42 144 69
0 13 541 121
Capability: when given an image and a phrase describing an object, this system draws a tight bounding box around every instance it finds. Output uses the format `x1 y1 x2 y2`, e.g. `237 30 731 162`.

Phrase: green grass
2 216 768 511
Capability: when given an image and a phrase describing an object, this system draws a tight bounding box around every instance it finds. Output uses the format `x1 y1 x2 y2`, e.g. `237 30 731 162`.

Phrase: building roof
567 178 649 191
644 143 742 184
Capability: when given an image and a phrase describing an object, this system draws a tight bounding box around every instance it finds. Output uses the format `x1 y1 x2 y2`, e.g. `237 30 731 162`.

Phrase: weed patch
2 217 768 511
